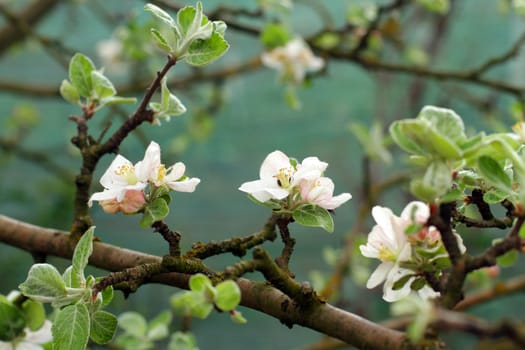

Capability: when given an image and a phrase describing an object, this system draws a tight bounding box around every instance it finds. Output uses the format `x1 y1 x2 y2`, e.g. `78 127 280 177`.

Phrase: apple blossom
299 177 352 210
89 141 200 214
261 38 324 84
239 150 295 202
88 154 147 207
0 320 52 350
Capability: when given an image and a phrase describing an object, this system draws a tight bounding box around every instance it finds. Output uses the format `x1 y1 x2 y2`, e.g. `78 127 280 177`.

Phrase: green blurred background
1 0 525 349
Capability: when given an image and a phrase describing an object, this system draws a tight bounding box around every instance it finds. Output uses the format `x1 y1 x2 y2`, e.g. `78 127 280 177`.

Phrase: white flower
96 38 126 74
88 154 147 206
261 38 324 84
135 142 200 192
299 177 352 210
0 320 52 350
239 150 294 202
360 202 434 302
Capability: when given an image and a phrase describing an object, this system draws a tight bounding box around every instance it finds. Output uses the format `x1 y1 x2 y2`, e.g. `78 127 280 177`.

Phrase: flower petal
167 177 200 193
366 262 393 289
259 150 291 180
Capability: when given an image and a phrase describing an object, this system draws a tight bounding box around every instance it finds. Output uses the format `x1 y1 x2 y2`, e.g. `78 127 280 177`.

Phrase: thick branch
0 214 414 350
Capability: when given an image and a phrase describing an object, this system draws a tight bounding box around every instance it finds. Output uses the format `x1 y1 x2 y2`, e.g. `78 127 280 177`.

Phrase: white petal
320 192 352 210
418 285 440 301
0 342 13 350
100 155 134 188
239 180 267 194
165 162 186 182
400 201 429 223
366 262 393 289
383 268 414 302
259 150 291 180
371 206 395 237
167 177 200 193
88 188 120 206
265 187 289 200
24 320 52 345
135 142 161 182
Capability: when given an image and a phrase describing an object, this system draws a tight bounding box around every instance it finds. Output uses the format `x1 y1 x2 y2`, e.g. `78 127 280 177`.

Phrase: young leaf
184 32 229 66
101 285 114 307
117 312 147 337
292 204 334 233
91 71 116 100
52 303 90 350
189 274 212 292
260 23 292 49
215 280 241 312
496 250 518 268
168 332 199 350
144 3 177 29
19 264 68 302
71 226 95 288
69 53 96 97
418 105 465 143
21 299 46 331
140 197 169 228
147 311 172 341
90 310 118 344
0 301 25 341
478 155 513 192
177 5 198 38
151 28 173 53
59 80 80 105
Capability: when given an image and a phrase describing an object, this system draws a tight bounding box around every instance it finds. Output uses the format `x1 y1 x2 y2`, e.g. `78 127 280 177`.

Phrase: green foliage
52 303 90 350
171 274 243 321
260 23 292 49
0 301 25 341
115 311 172 350
149 77 186 123
21 299 46 331
61 53 136 109
145 2 229 65
168 332 199 350
140 196 170 227
19 227 117 350
292 204 334 233
415 0 450 14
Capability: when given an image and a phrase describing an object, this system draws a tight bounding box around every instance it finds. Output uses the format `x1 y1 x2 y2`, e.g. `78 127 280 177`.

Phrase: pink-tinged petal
168 177 200 193
135 141 161 182
366 262 393 289
319 192 352 210
293 156 327 184
259 150 291 180
99 199 121 214
119 190 146 213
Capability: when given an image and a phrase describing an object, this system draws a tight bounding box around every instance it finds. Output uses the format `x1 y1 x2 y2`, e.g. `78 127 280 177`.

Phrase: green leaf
410 277 427 291
147 311 172 341
21 299 46 331
496 249 518 268
101 285 113 307
100 96 137 107
62 266 73 287
478 155 513 192
214 280 241 312
151 28 173 53
189 274 212 292
392 273 414 291
418 105 465 143
90 310 117 344
177 5 198 38
144 3 177 29
69 53 95 97
59 80 80 105
118 312 147 337
140 197 169 228
52 303 90 350
246 194 282 209
422 160 453 198
416 0 450 13
168 332 198 350
91 71 116 100
184 32 229 66
71 226 95 288
260 23 292 49
292 204 334 233
171 292 213 319
230 310 247 324
0 301 25 341
19 264 68 302
390 121 428 156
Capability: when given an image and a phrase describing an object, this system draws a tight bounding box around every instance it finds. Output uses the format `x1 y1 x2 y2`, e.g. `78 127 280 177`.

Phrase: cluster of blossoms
89 141 200 214
239 150 351 211
261 38 324 85
360 201 466 302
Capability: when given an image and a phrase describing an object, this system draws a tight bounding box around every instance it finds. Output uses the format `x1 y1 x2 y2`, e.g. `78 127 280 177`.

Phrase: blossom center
114 164 138 184
378 245 396 262
275 167 294 188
